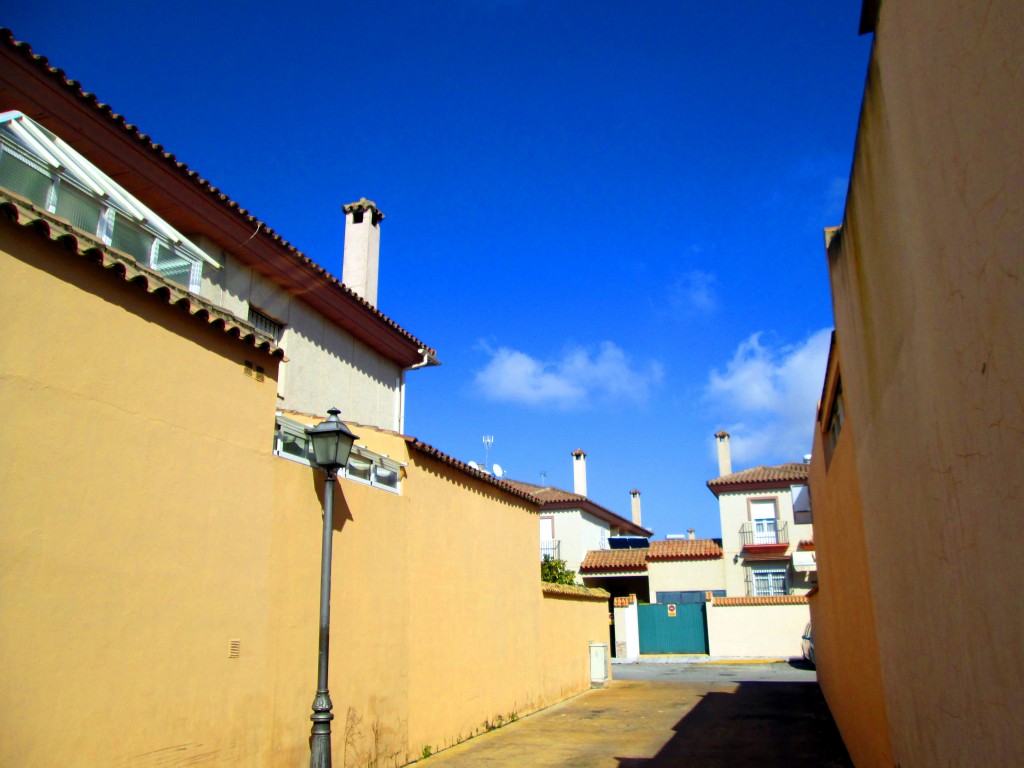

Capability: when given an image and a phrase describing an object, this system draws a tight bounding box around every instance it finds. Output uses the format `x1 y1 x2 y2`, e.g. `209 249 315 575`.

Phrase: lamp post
305 408 358 768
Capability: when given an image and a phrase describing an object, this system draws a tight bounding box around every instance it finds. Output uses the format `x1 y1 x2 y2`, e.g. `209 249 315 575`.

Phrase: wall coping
542 583 610 601
709 594 809 607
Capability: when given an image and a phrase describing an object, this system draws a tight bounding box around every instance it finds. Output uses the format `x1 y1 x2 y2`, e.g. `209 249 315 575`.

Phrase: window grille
248 307 284 341
747 566 788 597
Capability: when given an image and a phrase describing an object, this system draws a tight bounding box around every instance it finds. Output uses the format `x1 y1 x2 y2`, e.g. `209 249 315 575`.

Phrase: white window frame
750 566 788 597
271 415 403 494
0 112 215 293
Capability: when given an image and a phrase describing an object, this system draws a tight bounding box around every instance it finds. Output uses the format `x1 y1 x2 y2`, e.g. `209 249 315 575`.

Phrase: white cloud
669 270 717 314
475 342 663 409
705 329 832 466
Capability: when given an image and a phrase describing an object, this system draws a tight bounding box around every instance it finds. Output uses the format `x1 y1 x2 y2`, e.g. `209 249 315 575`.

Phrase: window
748 566 788 597
823 377 845 469
272 414 403 493
248 306 284 342
0 111 216 292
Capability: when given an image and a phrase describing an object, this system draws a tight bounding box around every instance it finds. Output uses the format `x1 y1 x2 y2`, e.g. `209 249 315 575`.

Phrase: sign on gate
667 604 677 617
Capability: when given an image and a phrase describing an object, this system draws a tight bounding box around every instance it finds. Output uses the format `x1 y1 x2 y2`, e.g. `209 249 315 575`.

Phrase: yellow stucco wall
0 223 284 766
0 222 610 767
808 388 893 768
820 1 1024 765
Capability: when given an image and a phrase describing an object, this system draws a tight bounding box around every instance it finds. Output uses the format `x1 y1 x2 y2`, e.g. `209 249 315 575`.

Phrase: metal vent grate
229 639 241 659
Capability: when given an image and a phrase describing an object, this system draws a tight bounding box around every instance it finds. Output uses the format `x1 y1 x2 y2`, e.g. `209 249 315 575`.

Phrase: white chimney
630 489 641 527
342 198 384 307
715 430 732 476
687 528 696 540
572 449 587 496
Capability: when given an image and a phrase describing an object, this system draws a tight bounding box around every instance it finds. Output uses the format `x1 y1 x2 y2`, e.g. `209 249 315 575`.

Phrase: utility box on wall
590 642 609 687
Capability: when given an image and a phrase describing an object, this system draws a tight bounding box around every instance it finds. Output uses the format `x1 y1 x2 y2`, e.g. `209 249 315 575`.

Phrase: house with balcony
707 431 815 597
505 449 652 578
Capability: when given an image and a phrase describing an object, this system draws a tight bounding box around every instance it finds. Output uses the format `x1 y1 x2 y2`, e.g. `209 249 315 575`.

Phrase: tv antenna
540 471 548 485
482 435 494 467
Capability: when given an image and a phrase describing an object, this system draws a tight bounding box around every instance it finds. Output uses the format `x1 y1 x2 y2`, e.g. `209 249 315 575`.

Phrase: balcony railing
540 539 561 562
739 520 789 549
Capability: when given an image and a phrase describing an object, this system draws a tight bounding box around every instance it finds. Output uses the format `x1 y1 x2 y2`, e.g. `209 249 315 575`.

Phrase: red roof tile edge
711 595 809 607
1 194 284 358
613 595 637 608
1 29 435 360
404 437 538 504
541 583 610 601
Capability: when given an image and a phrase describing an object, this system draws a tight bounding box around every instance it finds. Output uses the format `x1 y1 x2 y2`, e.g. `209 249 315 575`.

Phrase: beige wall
820 1 1024 765
199 240 404 431
809 373 893 768
705 600 810 659
543 508 611 577
717 489 813 596
647 558 726 600
0 225 610 766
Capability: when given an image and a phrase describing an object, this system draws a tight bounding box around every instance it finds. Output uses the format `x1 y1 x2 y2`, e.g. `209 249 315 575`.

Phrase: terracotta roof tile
580 538 723 573
707 462 809 493
403 437 537 504
502 480 652 537
0 193 283 358
541 583 609 601
647 539 723 561
712 595 809 607
613 595 637 608
0 30 435 362
579 549 649 573
798 539 815 551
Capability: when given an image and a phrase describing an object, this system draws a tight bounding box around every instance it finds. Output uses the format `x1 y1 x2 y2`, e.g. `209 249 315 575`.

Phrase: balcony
540 539 561 562
739 520 789 556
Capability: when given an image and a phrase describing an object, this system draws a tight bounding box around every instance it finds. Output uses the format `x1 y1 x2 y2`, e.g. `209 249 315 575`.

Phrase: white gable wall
198 241 402 429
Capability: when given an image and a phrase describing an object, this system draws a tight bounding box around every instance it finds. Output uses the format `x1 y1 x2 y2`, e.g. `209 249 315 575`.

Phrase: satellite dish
492 463 504 478
468 461 480 471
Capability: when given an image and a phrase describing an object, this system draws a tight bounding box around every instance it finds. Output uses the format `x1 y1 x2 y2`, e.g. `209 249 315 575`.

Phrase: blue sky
6 2 872 541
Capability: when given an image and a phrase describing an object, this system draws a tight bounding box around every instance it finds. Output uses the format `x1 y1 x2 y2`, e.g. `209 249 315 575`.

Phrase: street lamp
306 408 358 768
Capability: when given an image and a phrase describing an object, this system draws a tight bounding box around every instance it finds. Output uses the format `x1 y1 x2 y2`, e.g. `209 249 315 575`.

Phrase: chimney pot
572 449 587 496
342 198 384 307
687 528 696 540
715 430 732 476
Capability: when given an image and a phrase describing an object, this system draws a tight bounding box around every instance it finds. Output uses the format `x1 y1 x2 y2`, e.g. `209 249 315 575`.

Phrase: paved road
420 662 850 767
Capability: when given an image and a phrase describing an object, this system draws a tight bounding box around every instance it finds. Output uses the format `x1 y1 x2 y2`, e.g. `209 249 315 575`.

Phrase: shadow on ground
615 682 852 768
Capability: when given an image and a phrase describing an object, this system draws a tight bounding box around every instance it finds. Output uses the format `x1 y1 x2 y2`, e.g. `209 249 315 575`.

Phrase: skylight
0 111 219 292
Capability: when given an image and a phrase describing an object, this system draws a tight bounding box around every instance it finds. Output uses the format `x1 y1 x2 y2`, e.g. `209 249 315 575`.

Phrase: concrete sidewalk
418 677 851 767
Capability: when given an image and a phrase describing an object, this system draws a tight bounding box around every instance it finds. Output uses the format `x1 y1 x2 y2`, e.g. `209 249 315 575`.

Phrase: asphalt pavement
419 662 850 767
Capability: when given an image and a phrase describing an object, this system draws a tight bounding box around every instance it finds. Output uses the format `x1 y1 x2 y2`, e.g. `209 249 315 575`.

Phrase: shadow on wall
615 682 852 768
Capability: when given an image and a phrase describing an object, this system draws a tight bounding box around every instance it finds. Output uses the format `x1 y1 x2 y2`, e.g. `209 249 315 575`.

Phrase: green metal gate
638 602 708 654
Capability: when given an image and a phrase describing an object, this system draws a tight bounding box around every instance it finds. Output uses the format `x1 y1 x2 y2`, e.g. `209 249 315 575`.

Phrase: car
801 621 816 667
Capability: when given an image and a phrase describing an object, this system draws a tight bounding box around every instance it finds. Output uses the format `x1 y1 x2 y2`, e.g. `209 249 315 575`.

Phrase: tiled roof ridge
541 583 610 601
646 538 724 561
404 436 538 504
712 595 809 607
1 193 284 358
707 461 810 487
578 548 649 573
0 29 435 358
501 479 653 537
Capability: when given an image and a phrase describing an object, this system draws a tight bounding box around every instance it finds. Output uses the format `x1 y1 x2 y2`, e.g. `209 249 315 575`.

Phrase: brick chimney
572 449 587 496
630 489 641 527
715 430 732 476
342 198 384 307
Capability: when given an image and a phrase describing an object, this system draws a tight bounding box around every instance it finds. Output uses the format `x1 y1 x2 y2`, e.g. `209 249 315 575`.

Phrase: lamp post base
310 690 334 768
